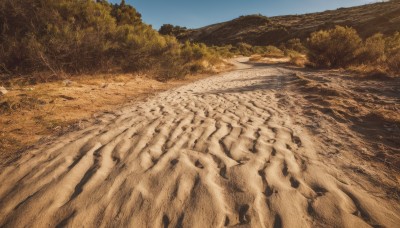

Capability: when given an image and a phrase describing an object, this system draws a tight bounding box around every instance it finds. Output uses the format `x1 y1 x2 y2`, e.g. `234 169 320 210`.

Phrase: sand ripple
0 62 399 227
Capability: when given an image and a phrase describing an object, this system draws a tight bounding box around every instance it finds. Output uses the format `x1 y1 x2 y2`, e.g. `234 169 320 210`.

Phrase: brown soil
0 72 230 165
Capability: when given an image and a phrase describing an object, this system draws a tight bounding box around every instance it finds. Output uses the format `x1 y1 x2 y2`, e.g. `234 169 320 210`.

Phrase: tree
111 1 142 26
0 0 221 80
159 24 175 35
159 24 187 37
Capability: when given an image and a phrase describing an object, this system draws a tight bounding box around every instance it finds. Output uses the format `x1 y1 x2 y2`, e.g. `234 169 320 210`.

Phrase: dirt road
0 59 399 227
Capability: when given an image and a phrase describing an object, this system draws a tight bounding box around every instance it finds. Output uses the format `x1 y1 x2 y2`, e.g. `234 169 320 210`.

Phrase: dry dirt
0 58 399 227
0 73 221 165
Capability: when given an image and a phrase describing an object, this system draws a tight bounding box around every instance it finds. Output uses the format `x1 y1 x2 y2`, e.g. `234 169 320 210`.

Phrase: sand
0 58 399 227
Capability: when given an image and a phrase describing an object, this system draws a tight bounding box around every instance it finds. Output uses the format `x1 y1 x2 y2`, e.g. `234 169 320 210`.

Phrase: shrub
282 38 307 54
348 32 400 75
307 26 362 68
0 0 221 81
249 55 263 61
210 45 235 58
110 0 142 26
387 52 400 74
0 0 118 74
359 33 386 64
251 46 266 55
159 24 187 37
262 46 284 58
385 32 400 74
249 45 284 58
305 28 400 76
285 50 307 67
235 43 253 56
181 41 210 62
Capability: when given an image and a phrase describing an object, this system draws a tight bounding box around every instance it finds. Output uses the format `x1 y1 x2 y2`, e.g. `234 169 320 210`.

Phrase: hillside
178 0 400 46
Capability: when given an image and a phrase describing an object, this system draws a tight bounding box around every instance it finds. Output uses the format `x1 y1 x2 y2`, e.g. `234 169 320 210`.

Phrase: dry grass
262 53 285 58
249 55 263 61
286 51 308 67
0 69 231 163
346 64 394 79
289 56 307 67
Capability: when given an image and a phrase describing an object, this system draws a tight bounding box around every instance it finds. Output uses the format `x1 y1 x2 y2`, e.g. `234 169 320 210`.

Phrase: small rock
0 86 8 96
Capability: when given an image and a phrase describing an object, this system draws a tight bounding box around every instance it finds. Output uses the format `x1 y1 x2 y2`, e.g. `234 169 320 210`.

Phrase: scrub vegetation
307 26 400 75
0 0 223 83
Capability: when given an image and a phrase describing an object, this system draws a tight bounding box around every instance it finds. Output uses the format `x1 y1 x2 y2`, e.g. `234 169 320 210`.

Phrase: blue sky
109 0 377 29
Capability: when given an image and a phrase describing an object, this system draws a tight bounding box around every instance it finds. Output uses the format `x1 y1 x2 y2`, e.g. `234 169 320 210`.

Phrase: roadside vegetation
159 24 188 38
204 25 399 76
209 41 306 67
0 0 224 84
307 26 400 76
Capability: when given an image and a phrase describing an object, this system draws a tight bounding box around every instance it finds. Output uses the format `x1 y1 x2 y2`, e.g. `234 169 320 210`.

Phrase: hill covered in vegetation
174 0 400 46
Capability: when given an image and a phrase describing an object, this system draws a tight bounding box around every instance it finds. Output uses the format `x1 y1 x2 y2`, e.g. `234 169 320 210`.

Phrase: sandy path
0 59 399 227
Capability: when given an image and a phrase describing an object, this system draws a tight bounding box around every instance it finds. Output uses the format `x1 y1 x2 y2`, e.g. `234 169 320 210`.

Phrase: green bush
110 0 142 26
307 26 363 68
305 27 399 76
0 0 221 81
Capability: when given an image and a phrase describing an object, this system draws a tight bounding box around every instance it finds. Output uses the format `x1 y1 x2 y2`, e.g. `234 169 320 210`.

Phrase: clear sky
109 0 377 29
